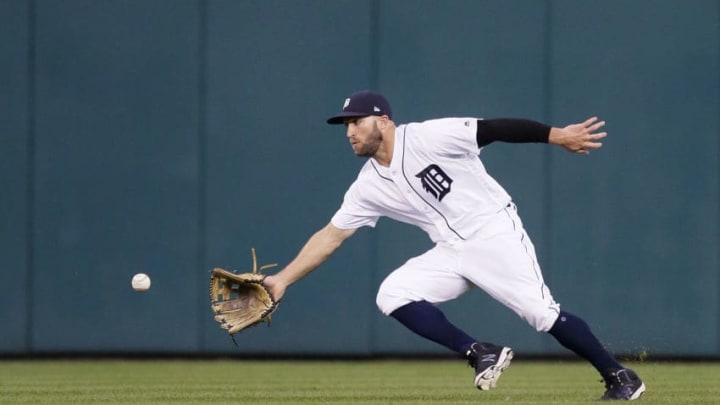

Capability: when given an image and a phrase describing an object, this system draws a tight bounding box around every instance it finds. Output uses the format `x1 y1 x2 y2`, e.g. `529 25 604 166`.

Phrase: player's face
345 116 383 157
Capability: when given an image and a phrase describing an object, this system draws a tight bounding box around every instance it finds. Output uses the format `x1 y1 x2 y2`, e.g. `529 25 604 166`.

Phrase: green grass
0 359 718 404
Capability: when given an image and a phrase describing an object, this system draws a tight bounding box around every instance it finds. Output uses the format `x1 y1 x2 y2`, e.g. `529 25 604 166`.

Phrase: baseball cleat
465 342 514 391
600 368 646 400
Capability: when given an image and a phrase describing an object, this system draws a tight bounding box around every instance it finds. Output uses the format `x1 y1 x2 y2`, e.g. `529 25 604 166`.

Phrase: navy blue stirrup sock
548 310 622 372
390 301 476 354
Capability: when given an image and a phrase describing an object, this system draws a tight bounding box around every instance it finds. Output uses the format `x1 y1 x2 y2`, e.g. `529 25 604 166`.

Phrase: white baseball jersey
331 117 560 331
331 117 510 243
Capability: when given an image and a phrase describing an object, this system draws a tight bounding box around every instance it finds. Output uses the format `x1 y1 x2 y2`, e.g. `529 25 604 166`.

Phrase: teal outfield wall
1 0 718 357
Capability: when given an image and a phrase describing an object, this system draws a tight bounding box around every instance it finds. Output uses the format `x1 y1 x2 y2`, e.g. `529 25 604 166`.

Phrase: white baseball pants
376 203 561 332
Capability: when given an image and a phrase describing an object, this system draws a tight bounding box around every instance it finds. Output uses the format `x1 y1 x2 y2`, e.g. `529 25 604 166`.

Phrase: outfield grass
0 359 718 404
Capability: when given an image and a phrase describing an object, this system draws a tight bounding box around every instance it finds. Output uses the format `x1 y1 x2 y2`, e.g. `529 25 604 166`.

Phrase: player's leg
505 205 645 400
549 312 645 400
462 203 644 400
390 300 475 352
459 205 561 332
548 312 621 374
377 244 472 351
376 244 513 391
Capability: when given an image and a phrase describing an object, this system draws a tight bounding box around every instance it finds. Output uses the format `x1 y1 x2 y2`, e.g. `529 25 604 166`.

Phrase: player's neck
373 125 395 167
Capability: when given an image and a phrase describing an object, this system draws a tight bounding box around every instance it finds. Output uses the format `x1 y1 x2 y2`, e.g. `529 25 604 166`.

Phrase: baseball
131 273 151 291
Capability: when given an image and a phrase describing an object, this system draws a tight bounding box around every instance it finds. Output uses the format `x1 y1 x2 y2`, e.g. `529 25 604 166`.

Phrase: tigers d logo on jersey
416 164 453 201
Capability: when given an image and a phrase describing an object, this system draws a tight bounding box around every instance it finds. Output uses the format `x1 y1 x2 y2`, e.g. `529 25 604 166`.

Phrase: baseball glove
209 248 279 336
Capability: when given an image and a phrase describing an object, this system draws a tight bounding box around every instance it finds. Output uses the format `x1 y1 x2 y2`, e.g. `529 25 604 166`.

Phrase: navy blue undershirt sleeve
476 119 551 147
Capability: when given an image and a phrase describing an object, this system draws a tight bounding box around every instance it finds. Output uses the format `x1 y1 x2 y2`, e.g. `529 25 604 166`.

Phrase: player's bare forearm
549 116 607 155
264 223 355 300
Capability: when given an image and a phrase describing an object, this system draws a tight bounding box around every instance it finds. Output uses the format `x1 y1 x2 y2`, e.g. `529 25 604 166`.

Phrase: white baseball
131 273 151 291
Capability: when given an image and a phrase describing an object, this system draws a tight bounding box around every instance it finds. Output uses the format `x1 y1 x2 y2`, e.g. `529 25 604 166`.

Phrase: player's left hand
549 116 607 155
209 248 280 336
263 275 287 302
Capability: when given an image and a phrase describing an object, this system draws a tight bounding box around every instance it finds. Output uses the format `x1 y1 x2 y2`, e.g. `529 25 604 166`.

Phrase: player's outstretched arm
264 222 355 301
549 116 607 155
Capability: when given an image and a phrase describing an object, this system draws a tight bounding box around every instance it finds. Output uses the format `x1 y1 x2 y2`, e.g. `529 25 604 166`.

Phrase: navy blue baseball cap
326 90 393 124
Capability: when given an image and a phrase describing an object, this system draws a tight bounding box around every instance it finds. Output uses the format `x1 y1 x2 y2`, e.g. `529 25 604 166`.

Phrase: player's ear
377 115 390 129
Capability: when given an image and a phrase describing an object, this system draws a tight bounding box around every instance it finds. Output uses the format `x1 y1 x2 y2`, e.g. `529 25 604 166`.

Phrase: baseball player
264 90 645 400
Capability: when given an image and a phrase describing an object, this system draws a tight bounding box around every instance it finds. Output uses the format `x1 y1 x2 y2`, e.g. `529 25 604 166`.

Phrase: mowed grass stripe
1 360 718 404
